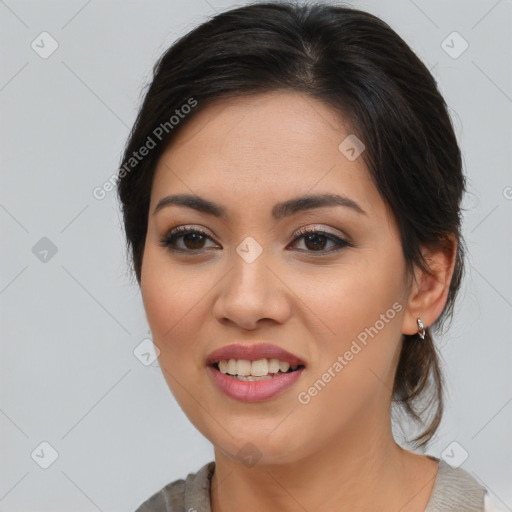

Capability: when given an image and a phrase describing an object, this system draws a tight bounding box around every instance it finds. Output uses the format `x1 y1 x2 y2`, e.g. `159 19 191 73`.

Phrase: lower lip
207 365 305 402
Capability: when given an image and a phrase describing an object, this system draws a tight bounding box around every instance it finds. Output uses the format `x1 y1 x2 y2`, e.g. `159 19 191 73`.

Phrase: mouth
209 359 306 381
206 344 307 402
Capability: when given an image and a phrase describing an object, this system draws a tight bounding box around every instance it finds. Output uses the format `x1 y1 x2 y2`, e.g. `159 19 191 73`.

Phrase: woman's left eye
289 227 351 253
159 226 351 254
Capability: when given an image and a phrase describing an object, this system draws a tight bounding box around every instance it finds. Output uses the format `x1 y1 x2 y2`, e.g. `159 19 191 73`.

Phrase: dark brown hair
116 1 466 449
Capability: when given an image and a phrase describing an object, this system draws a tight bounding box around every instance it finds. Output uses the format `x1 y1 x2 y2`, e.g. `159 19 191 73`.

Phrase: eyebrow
153 193 367 219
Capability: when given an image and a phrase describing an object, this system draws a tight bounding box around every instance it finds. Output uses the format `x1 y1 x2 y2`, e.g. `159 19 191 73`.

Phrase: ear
402 234 458 336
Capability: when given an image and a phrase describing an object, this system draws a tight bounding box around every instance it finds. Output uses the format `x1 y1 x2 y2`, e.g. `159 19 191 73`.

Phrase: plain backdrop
1 0 511 510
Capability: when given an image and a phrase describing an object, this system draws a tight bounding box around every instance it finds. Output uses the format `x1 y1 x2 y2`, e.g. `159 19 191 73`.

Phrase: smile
207 361 305 402
216 358 303 378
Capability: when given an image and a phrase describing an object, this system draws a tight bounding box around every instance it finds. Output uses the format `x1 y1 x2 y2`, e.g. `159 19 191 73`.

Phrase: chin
208 425 308 467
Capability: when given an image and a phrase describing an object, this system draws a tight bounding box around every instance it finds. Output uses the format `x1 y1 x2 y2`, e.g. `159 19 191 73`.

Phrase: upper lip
206 343 306 367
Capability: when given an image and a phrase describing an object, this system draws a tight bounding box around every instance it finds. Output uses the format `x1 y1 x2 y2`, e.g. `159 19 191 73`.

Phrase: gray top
134 456 488 512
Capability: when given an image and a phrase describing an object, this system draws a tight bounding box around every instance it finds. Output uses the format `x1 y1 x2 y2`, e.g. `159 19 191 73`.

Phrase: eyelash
159 225 352 255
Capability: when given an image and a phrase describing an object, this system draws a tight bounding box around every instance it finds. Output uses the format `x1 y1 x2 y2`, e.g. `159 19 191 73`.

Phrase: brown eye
302 232 329 251
181 232 207 250
290 228 351 254
159 227 217 252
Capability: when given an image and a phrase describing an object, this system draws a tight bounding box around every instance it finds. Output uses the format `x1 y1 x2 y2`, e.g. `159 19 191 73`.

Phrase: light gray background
1 0 511 510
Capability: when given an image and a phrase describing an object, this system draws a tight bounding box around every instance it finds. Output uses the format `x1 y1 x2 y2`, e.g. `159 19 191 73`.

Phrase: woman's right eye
159 226 218 252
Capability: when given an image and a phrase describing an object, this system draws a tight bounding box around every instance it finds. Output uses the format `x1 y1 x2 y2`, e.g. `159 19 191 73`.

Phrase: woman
117 2 503 510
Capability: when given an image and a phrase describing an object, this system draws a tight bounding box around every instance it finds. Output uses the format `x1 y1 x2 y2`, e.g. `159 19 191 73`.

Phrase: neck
210 414 437 512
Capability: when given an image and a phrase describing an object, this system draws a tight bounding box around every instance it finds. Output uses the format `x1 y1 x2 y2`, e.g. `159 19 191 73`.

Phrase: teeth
250 359 268 376
216 358 302 377
226 359 237 375
279 361 290 373
236 359 252 376
268 358 280 374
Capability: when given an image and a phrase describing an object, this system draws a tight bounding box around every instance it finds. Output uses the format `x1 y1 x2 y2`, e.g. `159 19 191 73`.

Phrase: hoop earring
417 317 426 340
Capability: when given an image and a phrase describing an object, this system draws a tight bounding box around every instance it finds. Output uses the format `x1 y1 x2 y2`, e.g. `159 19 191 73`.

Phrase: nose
212 247 292 330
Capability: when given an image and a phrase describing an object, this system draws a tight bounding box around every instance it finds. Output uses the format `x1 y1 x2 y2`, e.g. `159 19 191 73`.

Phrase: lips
205 343 307 402
207 364 305 402
206 343 306 367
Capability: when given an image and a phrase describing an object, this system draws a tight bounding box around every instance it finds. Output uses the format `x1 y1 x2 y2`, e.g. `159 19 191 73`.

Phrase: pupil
185 233 204 249
305 233 326 250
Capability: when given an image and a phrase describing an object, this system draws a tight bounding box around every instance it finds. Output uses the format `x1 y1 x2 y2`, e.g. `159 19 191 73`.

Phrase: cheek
291 249 405 344
293 246 406 401
141 254 211 417
140 249 207 363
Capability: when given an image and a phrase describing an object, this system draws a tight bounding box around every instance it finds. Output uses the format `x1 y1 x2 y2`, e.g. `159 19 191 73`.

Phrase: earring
417 317 426 340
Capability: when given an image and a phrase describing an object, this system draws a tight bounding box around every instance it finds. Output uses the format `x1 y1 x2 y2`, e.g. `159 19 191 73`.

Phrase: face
140 91 412 465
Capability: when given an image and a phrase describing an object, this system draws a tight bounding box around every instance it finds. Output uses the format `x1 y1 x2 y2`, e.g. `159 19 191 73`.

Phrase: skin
140 91 457 512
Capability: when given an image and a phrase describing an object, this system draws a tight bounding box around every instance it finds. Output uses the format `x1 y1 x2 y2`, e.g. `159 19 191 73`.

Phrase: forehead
151 91 382 219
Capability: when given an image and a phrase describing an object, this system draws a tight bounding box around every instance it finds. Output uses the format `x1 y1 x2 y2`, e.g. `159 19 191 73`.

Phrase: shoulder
424 456 489 511
133 461 215 512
